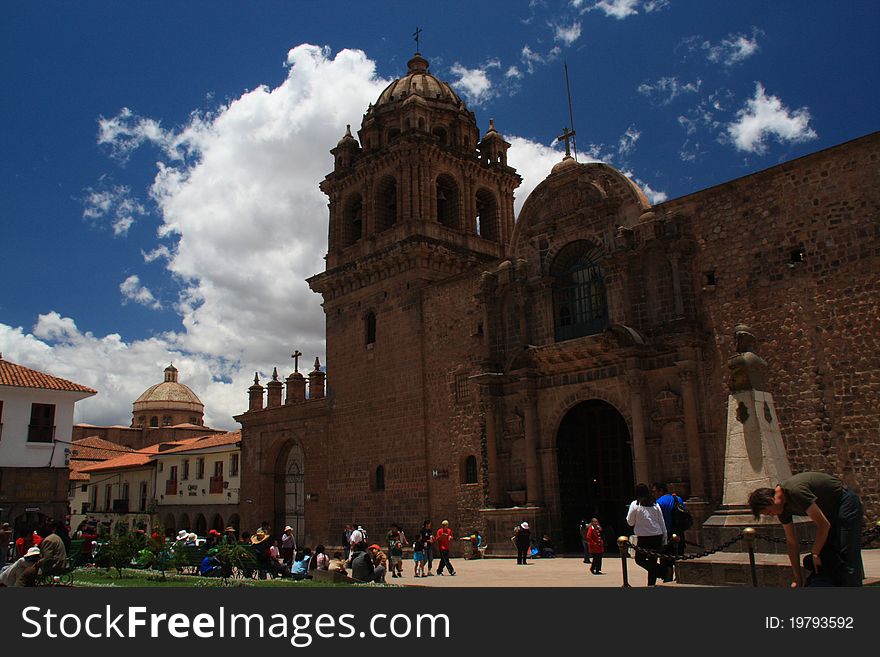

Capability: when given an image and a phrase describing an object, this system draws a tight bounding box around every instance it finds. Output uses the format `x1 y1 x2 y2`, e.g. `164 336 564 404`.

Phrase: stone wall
663 133 880 519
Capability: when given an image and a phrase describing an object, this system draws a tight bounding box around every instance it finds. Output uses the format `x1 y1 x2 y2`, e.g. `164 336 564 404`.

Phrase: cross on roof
413 26 422 52
556 127 576 158
291 350 302 373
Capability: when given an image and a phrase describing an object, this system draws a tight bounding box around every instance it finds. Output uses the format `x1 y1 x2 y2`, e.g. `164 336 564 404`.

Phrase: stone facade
235 53 880 553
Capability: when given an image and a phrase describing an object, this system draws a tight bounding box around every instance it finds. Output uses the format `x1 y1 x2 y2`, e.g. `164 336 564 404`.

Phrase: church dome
132 365 205 428
372 53 464 109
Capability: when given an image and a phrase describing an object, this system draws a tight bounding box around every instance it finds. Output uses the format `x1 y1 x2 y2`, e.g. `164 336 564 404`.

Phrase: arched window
551 241 609 341
432 126 448 145
376 176 398 232
464 455 478 484
365 311 377 346
375 465 385 492
475 189 498 242
436 174 459 229
342 194 363 247
150 416 158 428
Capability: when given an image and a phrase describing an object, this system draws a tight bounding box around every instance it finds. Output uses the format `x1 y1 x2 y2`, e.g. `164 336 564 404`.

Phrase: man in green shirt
748 472 864 587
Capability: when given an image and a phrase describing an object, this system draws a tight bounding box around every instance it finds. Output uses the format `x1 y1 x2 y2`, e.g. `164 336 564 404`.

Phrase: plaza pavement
394 548 880 588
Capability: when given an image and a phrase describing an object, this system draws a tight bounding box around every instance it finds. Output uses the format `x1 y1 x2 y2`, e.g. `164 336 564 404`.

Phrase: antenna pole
564 62 578 161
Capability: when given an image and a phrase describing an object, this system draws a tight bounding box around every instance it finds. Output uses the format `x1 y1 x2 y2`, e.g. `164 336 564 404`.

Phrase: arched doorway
556 400 634 552
275 443 305 542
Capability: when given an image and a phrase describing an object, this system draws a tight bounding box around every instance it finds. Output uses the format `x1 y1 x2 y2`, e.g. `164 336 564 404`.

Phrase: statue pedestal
679 387 812 584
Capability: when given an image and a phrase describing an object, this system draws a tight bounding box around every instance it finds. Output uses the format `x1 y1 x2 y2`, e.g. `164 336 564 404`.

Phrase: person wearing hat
368 544 388 583
281 525 296 568
175 529 189 546
0 546 42 587
251 529 288 579
206 529 222 549
222 526 238 546
514 522 531 565
434 520 456 576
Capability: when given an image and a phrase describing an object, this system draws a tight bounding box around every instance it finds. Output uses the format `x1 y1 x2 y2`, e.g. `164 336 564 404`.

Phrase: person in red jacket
586 518 605 575
435 520 456 576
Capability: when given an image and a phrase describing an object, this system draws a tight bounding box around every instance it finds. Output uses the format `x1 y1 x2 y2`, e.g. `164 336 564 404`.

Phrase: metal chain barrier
616 519 879 588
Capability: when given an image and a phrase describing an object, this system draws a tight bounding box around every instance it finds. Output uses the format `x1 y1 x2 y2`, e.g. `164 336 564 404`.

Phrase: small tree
94 523 140 578
135 534 174 581
213 544 256 584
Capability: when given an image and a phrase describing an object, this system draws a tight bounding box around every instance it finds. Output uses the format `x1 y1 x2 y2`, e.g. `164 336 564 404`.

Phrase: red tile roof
78 444 163 473
0 357 97 394
68 436 135 481
71 436 134 461
152 431 241 455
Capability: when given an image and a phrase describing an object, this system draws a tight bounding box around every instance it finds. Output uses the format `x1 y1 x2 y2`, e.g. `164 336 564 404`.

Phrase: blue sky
1 1 878 429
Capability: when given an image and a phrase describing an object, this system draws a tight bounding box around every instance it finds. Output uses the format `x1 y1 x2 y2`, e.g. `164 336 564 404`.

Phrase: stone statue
728 324 769 392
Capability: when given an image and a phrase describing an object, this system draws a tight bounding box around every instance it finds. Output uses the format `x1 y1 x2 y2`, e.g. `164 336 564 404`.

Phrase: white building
0 355 96 535
77 431 242 536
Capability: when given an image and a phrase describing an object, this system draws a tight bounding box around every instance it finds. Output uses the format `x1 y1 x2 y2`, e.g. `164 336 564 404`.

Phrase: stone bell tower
307 52 521 528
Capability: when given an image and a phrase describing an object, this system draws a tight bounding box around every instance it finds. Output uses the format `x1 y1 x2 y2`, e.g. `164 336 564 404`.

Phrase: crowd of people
0 519 72 587
2 470 865 588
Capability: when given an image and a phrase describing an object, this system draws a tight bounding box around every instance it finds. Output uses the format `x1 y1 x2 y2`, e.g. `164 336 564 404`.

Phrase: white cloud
120 275 162 310
707 31 761 66
589 0 668 19
617 125 641 157
82 184 147 237
725 83 817 154
520 44 561 74
637 77 701 105
450 62 499 106
506 65 523 80
142 245 172 263
1 44 668 431
553 21 582 45
681 28 762 67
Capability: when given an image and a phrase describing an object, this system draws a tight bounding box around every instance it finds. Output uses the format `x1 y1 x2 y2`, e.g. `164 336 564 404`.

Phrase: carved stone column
676 361 706 499
483 392 501 505
669 252 684 317
625 364 650 485
521 381 543 506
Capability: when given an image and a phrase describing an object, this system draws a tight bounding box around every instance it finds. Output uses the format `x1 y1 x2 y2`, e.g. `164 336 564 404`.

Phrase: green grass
70 568 360 588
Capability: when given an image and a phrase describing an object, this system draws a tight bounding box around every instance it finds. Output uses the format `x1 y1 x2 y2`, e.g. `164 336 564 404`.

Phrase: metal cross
413 27 422 52
556 127 576 158
291 350 302 372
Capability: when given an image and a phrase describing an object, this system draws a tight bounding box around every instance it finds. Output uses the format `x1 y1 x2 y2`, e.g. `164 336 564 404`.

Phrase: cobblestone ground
393 549 880 588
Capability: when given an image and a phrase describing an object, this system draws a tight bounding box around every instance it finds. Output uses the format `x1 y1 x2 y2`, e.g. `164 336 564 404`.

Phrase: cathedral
235 53 879 552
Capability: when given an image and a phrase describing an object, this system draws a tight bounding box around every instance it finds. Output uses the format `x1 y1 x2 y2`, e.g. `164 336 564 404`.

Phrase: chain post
742 527 758 587
617 536 631 588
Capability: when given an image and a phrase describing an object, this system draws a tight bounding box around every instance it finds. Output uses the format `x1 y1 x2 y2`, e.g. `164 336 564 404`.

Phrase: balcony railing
27 424 56 443
165 479 178 496
209 475 224 494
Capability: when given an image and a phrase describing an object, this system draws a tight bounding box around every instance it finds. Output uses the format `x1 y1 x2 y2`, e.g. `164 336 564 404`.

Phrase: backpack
670 495 693 532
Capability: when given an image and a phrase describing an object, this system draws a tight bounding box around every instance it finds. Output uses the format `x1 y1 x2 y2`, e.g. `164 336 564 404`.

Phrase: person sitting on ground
0 546 42 587
199 551 223 577
368 544 388 583
312 544 330 571
291 548 312 580
539 533 556 558
38 522 69 576
347 546 376 583
329 552 347 576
